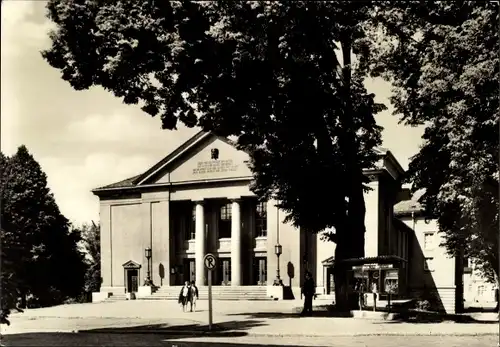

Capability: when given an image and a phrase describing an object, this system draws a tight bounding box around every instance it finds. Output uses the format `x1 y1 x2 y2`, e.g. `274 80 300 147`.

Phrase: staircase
105 293 127 301
141 285 272 301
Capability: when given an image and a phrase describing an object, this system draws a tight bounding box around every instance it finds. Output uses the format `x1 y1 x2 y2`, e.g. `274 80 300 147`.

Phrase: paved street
1 299 498 346
1 332 498 347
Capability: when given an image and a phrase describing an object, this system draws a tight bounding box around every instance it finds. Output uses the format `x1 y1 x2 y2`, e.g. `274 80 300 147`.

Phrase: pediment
146 134 253 185
122 260 141 269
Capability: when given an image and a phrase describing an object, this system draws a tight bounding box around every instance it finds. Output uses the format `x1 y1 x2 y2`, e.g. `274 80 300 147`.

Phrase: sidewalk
2 299 498 338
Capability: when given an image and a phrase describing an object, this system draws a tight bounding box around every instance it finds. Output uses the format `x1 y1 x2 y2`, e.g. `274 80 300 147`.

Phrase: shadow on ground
372 311 498 324
464 306 498 313
1 332 330 347
75 319 266 338
227 310 353 319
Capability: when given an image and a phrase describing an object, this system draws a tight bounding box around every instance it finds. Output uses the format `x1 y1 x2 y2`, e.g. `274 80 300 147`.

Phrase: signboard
352 263 394 271
193 160 238 175
204 253 217 270
203 253 217 331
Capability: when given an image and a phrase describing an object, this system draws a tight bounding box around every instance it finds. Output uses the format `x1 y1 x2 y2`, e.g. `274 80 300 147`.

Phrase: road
1 333 497 347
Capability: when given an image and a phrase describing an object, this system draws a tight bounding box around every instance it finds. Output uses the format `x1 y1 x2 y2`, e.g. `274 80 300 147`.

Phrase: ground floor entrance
172 255 269 286
253 257 267 285
217 258 231 285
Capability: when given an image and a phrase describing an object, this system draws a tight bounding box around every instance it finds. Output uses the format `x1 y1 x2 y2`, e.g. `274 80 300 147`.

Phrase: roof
323 255 407 267
92 130 404 193
394 189 426 216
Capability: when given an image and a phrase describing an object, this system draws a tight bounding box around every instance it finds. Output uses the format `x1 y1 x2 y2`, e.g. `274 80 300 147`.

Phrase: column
231 199 242 286
194 200 205 286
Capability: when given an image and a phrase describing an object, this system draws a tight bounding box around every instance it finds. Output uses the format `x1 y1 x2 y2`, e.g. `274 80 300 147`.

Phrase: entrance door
254 257 267 285
327 269 335 295
183 259 196 283
126 269 139 293
218 259 231 285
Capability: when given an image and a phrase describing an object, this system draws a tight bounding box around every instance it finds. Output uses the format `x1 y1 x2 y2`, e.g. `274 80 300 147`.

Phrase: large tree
1 146 87 311
0 152 23 325
42 1 404 308
79 221 101 293
371 2 499 281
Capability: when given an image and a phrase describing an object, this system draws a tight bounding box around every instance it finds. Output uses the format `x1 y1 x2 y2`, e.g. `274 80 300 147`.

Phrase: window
477 285 485 297
185 205 196 240
424 257 434 272
423 232 435 250
255 201 267 237
219 203 232 238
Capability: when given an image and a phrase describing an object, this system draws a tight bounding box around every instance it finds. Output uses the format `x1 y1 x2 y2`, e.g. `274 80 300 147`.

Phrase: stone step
140 297 273 301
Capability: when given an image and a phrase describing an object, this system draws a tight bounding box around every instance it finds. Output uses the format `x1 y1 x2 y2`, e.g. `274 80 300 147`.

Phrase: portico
170 197 260 287
93 130 311 300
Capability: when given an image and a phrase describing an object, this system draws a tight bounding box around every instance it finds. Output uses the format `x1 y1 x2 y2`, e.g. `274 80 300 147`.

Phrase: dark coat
302 277 316 297
178 285 192 304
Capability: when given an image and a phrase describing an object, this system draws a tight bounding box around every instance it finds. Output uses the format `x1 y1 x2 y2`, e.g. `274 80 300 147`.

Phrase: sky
1 0 424 227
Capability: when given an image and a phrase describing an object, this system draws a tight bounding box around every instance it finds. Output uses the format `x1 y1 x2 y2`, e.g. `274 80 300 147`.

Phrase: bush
416 300 431 311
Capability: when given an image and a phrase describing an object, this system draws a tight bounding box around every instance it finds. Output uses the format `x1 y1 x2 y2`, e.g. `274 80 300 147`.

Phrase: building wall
314 174 396 292
158 136 252 184
463 265 497 304
401 216 457 313
266 200 305 299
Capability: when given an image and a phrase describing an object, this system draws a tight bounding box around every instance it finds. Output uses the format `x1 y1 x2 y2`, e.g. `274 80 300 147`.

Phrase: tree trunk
334 181 366 311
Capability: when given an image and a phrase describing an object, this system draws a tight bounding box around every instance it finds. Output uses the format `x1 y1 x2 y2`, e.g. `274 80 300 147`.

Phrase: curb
75 329 499 337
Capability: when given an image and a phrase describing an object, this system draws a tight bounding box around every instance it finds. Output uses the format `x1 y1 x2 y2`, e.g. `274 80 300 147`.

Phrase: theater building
91 130 474 313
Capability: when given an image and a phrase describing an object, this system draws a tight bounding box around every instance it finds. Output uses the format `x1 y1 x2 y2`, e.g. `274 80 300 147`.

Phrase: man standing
301 271 315 316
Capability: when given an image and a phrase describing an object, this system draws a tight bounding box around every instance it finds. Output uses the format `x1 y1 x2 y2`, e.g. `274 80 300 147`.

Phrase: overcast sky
1 0 424 226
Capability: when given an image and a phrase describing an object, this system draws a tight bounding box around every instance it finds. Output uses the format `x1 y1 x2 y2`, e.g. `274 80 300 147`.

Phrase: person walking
190 281 199 312
178 281 191 312
300 271 316 316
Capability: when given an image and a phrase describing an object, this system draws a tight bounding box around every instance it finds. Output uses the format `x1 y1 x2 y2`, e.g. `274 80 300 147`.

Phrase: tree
371 2 499 281
42 1 402 308
79 222 101 293
1 146 87 309
0 152 23 325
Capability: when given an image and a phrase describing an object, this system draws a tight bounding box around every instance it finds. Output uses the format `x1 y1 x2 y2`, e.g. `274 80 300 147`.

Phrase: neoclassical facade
92 130 476 313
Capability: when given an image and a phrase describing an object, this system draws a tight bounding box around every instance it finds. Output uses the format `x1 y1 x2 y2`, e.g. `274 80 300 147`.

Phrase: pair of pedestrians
178 281 199 312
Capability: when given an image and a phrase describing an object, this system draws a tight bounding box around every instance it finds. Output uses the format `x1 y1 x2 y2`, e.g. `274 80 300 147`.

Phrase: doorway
254 257 267 285
126 269 139 293
183 259 196 283
218 259 231 285
325 267 335 294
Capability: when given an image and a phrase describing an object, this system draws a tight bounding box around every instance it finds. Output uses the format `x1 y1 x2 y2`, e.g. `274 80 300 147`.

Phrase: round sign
203 253 217 270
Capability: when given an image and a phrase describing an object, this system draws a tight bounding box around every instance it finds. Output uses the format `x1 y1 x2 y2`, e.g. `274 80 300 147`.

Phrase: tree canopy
371 2 499 280
0 146 87 322
78 222 101 293
42 1 388 245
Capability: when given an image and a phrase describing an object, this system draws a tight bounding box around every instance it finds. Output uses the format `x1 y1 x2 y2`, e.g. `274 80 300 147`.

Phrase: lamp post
274 243 283 285
144 247 153 286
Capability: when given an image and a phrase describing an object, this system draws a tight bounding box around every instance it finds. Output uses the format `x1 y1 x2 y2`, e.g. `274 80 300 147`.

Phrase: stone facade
93 130 486 312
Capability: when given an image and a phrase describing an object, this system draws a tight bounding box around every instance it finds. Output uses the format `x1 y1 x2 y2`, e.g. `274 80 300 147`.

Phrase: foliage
371 2 499 281
0 153 22 325
416 300 431 312
0 146 88 319
79 222 101 293
42 1 385 245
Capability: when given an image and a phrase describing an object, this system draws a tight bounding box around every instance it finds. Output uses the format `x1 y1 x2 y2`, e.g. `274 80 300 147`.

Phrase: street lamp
144 247 153 286
274 243 283 286
273 206 283 286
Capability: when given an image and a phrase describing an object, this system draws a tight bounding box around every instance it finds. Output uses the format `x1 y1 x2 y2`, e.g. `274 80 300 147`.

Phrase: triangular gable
135 130 211 185
140 132 253 185
122 260 141 269
92 128 405 192
322 256 335 265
